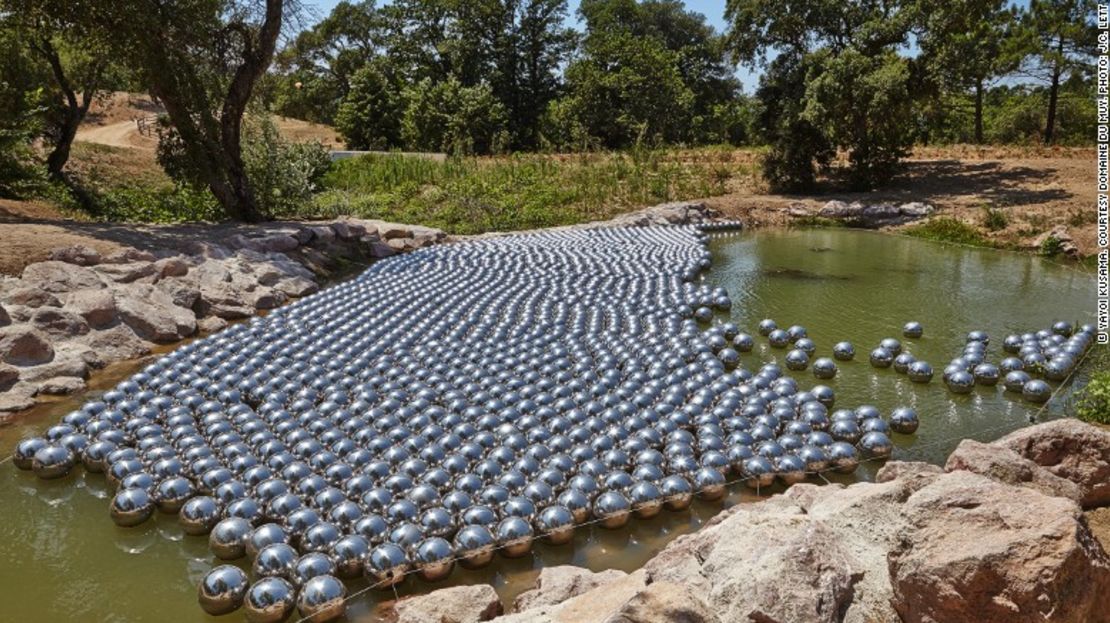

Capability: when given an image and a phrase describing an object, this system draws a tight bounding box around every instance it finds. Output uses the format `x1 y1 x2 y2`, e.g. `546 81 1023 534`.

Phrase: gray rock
65 289 118 329
38 376 86 395
368 241 396 258
3 286 62 308
102 248 155 264
945 438 1083 503
0 363 17 389
0 327 54 366
94 261 158 284
75 325 151 364
197 316 228 334
154 257 189 278
31 308 90 338
308 225 337 243
995 419 1110 509
513 566 628 612
21 261 104 293
114 283 197 342
157 276 201 310
604 582 721 623
379 224 413 240
0 304 8 327
392 584 503 623
274 277 318 297
48 245 102 266
0 382 36 413
889 471 1110 623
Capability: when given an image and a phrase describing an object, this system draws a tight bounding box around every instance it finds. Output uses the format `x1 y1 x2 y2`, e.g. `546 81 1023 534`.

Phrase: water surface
0 228 1097 622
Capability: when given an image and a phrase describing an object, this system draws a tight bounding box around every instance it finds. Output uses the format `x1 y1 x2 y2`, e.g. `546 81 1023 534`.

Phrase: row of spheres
13 226 909 621
941 322 1095 403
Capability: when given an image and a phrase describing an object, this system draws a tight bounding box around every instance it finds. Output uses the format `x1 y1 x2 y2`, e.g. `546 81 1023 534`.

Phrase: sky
300 0 763 90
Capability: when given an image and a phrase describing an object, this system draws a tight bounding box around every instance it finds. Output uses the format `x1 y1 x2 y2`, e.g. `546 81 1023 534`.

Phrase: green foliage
78 184 222 223
904 217 991 246
335 63 404 150
1075 373 1110 423
401 77 510 156
981 206 1009 231
755 54 833 192
241 116 333 217
1040 235 1064 256
308 150 746 233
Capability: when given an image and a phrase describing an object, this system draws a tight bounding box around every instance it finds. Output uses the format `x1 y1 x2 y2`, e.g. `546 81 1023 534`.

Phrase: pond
0 228 1098 622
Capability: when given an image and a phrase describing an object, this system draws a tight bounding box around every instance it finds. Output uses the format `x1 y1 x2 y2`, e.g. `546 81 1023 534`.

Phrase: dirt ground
1088 507 1110 554
707 147 1096 256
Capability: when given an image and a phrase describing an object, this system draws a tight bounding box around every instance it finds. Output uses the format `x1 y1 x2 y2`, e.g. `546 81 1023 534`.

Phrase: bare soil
1087 507 1110 555
706 146 1096 256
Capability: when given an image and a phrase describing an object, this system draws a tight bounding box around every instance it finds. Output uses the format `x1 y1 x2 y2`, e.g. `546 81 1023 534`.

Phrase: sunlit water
0 228 1098 622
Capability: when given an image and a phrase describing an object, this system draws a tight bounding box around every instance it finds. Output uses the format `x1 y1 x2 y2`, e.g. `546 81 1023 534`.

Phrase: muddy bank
389 418 1110 623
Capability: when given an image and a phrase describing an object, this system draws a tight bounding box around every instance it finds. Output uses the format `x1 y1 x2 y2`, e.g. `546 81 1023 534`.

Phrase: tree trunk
1044 39 1064 144
973 80 984 145
36 38 95 179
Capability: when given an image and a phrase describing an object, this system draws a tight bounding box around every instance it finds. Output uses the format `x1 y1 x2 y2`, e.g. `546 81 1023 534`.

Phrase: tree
334 62 404 150
726 0 917 190
0 22 48 196
402 76 509 155
2 0 118 179
89 0 291 222
917 0 1021 143
1017 0 1098 143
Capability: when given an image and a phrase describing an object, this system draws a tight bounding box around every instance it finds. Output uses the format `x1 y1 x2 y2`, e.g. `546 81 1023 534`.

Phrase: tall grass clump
904 216 991 247
305 149 746 234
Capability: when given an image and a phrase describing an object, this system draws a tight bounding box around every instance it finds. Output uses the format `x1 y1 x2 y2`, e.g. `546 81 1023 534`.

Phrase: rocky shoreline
384 418 1110 623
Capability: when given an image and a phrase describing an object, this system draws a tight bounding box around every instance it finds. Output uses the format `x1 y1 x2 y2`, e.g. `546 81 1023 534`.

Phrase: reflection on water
0 229 1097 622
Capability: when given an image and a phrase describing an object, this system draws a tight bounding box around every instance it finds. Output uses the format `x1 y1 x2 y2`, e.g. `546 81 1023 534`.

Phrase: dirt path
75 120 151 150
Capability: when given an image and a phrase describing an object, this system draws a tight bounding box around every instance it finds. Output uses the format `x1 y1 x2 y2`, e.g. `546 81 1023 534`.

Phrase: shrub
1075 371 1110 424
402 77 510 156
80 183 222 223
1040 235 1063 257
981 206 1008 231
242 116 331 217
335 64 404 151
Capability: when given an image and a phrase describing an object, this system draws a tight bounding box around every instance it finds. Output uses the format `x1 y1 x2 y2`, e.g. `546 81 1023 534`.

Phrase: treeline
0 0 1098 221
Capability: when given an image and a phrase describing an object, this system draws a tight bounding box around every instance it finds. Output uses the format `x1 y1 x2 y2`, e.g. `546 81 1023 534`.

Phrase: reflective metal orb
110 487 155 527
331 535 370 579
972 363 1000 386
1022 379 1052 404
198 564 249 616
365 542 409 587
827 441 860 474
210 517 253 560
253 543 298 580
812 357 837 379
832 342 855 361
243 576 295 623
907 361 934 384
880 338 902 355
757 319 777 336
292 552 336 587
180 496 222 535
869 348 893 369
592 491 632 528
154 476 194 514
768 329 791 348
889 407 919 435
496 516 535 557
733 333 755 352
454 525 496 569
1003 370 1032 393
14 437 47 471
415 537 455 581
784 349 809 371
32 444 75 480
859 432 893 459
945 370 975 394
295 575 346 623
902 322 923 338
536 505 576 544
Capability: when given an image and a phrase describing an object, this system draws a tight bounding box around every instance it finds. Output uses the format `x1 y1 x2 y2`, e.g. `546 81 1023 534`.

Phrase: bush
1040 235 1064 257
242 116 332 217
1075 371 1110 424
981 206 1008 231
79 183 221 223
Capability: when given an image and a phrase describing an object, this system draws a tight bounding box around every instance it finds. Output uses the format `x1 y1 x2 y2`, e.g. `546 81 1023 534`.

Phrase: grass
1072 344 1110 424
300 149 751 234
903 216 992 247
981 206 1008 231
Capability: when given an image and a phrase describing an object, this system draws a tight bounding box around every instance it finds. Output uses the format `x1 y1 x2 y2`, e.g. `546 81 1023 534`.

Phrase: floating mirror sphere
907 361 934 383
537 505 577 544
757 319 777 336
110 487 155 527
180 496 222 535
879 338 902 355
496 516 535 557
973 364 1000 386
869 348 893 369
32 445 75 480
784 349 809 371
14 437 47 470
244 577 296 623
889 408 920 435
832 342 855 361
366 543 409 587
296 575 347 623
210 517 253 560
768 330 791 348
1022 380 1052 403
198 565 249 616
859 432 893 459
454 525 496 569
733 333 755 352
945 371 976 394
892 353 916 374
902 322 924 338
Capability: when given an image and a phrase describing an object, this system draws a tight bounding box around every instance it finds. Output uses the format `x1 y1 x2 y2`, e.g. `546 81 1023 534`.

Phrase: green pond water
0 228 1098 622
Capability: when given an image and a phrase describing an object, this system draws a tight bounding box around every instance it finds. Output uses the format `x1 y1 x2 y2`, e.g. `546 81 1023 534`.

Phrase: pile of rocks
808 200 936 228
387 418 1110 623
0 218 446 415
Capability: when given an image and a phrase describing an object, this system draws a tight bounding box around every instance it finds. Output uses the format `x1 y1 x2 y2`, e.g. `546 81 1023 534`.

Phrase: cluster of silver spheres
942 322 1094 403
13 225 910 622
864 325 934 384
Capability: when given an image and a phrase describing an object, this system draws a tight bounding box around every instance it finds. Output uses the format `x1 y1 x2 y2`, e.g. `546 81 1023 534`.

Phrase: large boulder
888 471 1110 623
0 327 54 366
392 584 503 623
75 325 151 365
513 567 627 612
114 284 197 342
945 438 1083 502
3 286 61 309
65 289 118 329
605 582 720 623
48 245 102 266
93 261 157 284
21 261 104 293
30 308 90 338
995 419 1110 509
37 376 86 395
